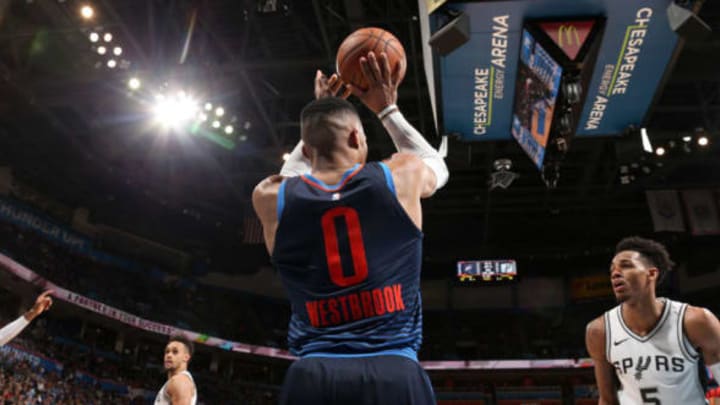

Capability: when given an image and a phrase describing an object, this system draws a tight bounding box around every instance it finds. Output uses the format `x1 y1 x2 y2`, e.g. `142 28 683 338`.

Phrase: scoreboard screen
511 29 564 169
456 260 517 283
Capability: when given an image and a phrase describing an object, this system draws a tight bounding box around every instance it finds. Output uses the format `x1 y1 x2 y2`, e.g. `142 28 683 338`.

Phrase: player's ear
647 267 659 282
348 129 360 149
301 144 311 159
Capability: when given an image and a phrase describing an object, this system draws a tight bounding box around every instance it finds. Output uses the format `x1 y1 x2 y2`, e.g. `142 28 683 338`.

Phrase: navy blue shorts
279 355 435 405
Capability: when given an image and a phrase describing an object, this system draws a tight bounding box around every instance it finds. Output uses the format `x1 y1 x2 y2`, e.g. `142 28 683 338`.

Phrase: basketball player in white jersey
0 290 52 346
586 236 720 404
155 335 197 405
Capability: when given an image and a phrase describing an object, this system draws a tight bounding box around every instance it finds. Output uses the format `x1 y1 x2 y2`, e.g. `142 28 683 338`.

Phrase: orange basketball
336 27 406 91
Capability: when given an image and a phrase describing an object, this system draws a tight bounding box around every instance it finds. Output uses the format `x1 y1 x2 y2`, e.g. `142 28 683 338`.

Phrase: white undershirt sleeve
379 106 449 192
0 315 30 346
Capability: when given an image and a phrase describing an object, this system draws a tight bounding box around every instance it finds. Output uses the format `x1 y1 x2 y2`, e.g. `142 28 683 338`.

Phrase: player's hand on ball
348 51 402 114
314 70 352 100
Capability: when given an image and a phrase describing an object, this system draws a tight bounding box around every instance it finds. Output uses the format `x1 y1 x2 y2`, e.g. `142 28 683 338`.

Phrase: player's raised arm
684 305 720 382
252 174 283 255
349 51 448 196
0 290 53 346
585 316 620 405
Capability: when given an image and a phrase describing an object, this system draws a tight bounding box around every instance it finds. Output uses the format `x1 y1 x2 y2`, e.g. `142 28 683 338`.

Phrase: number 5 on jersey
640 387 661 405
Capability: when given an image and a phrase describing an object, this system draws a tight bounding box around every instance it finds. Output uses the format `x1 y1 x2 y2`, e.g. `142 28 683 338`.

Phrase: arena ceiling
0 0 718 278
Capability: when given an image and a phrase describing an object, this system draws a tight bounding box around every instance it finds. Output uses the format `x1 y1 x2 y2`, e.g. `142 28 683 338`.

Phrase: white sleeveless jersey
155 370 197 405
605 299 707 405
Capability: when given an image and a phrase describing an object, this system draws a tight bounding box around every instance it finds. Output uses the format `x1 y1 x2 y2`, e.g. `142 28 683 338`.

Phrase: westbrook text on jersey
305 284 405 327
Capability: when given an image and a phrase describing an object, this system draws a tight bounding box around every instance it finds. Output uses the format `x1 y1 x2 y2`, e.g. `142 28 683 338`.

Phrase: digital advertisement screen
456 260 517 283
511 29 564 169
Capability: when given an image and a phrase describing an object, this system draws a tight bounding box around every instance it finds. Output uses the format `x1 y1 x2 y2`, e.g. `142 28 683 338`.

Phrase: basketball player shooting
585 237 720 404
0 290 53 347
252 50 448 405
154 335 197 405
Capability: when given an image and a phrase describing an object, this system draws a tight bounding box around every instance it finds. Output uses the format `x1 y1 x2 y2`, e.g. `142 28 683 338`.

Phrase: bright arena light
640 128 653 153
89 32 99 42
211 120 221 129
682 135 692 142
215 107 225 117
97 46 106 55
655 147 665 156
224 125 234 134
128 77 141 90
698 136 709 147
80 5 94 19
204 103 212 111
282 153 290 161
103 33 113 42
153 92 199 129
113 46 122 56
198 113 208 122
107 59 117 68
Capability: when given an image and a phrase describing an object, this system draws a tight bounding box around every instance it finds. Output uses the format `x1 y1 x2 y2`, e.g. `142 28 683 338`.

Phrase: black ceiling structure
0 0 718 278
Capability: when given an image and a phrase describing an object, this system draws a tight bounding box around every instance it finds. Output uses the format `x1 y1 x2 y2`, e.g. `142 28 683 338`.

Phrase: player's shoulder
384 152 424 171
586 314 606 336
585 314 608 358
253 175 284 200
683 304 718 328
168 372 194 388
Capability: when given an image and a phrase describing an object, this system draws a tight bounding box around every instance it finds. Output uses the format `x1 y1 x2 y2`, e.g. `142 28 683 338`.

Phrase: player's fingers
346 83 365 99
328 75 343 95
367 52 382 84
340 85 352 99
391 60 403 86
359 56 377 85
379 52 391 82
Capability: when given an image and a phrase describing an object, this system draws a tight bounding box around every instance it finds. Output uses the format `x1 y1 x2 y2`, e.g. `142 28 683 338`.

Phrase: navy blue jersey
272 162 423 357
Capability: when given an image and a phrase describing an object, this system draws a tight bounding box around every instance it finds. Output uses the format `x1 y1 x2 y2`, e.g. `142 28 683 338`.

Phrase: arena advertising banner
435 0 680 141
0 344 64 373
0 253 296 360
0 197 90 250
570 274 613 301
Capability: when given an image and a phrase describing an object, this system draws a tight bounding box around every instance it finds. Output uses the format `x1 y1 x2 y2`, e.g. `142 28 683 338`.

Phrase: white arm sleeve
380 107 449 192
0 315 30 346
279 140 311 177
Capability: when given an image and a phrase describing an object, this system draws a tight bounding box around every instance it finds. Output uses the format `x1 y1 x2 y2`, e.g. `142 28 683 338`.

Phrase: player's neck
311 154 361 180
621 295 664 336
167 366 187 380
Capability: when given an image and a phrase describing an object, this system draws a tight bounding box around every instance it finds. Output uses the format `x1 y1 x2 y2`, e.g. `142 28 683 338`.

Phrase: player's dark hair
615 236 675 284
300 97 359 155
168 334 194 358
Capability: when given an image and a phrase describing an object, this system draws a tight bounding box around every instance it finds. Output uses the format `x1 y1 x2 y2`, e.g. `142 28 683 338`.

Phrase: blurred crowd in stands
0 218 618 362
0 293 281 404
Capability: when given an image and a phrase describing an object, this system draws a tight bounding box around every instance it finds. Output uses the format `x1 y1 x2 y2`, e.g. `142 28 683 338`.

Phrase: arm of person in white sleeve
280 70 352 177
348 51 448 194
0 316 30 346
0 290 53 346
378 105 448 192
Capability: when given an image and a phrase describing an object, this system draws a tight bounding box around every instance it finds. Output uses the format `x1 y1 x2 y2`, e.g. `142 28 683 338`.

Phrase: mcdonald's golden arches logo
539 20 595 61
557 25 581 48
